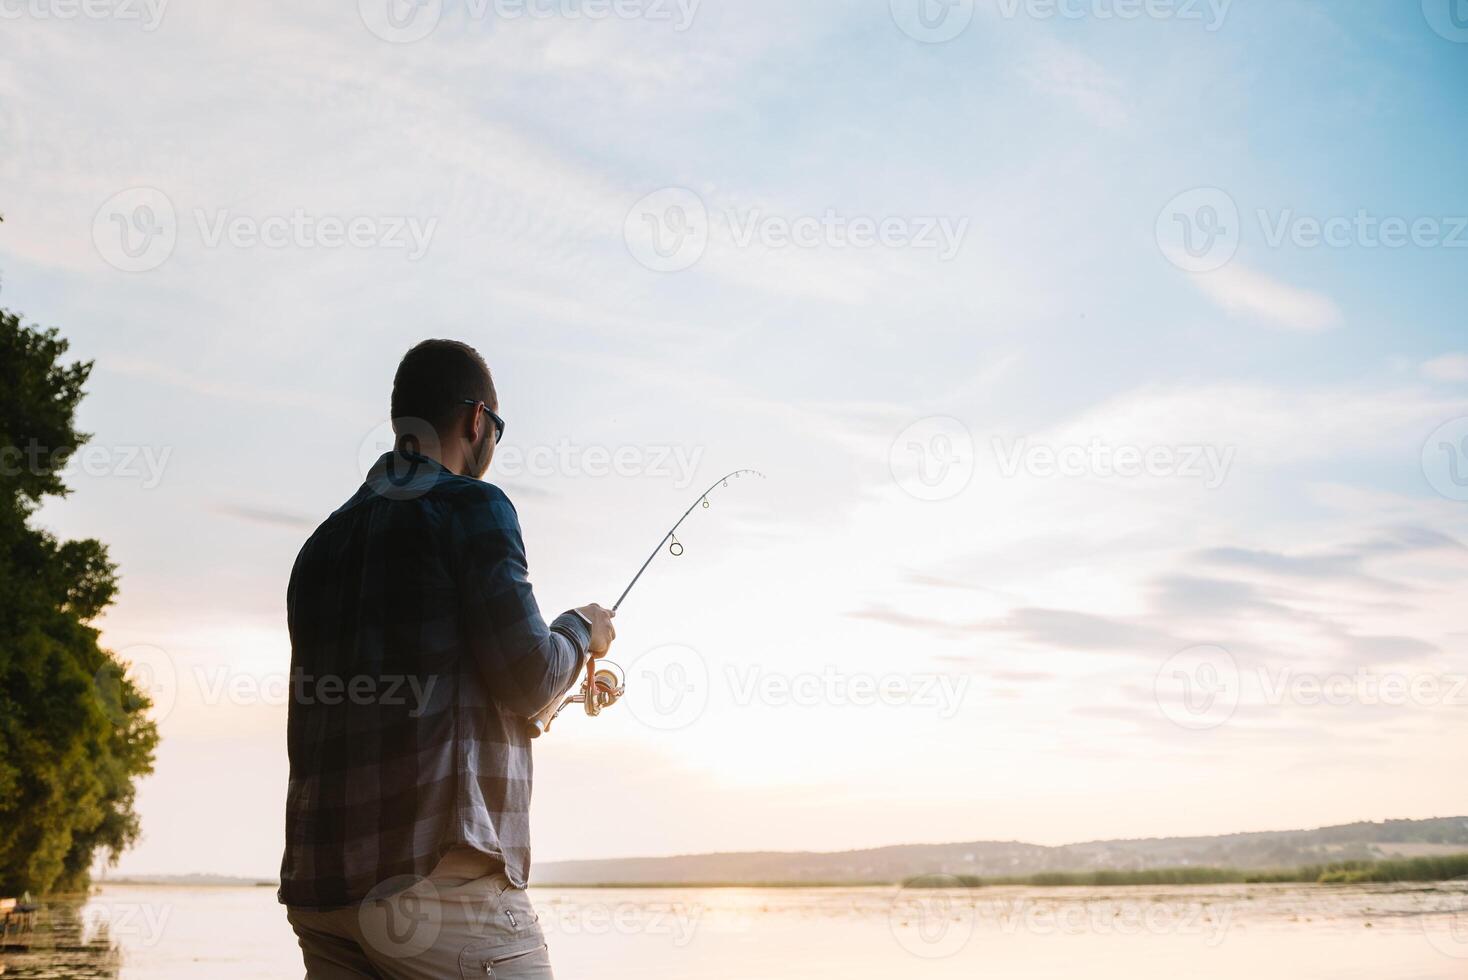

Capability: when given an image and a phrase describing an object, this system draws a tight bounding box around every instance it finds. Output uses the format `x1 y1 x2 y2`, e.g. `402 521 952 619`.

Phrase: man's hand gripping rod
525 469 764 738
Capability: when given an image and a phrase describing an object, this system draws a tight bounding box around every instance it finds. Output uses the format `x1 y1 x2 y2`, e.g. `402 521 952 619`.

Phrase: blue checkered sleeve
451 484 589 717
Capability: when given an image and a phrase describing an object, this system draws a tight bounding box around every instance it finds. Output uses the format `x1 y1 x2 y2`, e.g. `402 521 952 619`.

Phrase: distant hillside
101 873 274 888
531 816 1468 885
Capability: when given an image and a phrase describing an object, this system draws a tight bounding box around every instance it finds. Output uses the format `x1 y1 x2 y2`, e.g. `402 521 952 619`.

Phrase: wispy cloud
845 605 964 638
1423 353 1468 382
988 670 1056 683
1149 575 1298 619
1198 545 1399 589
218 503 317 530
104 358 366 421
1189 263 1342 332
1022 39 1131 130
975 607 1181 655
1333 631 1439 664
1198 526 1464 592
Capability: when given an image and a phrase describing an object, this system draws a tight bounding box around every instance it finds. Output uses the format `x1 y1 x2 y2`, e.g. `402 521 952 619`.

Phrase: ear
462 402 485 444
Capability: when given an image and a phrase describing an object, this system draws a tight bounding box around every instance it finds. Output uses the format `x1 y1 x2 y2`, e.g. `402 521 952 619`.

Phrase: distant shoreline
534 852 1468 889
907 852 1468 888
97 852 1468 892
95 817 1468 892
96 878 277 889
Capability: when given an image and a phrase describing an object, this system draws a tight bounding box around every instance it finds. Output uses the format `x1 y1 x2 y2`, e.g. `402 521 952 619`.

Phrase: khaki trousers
287 860 553 979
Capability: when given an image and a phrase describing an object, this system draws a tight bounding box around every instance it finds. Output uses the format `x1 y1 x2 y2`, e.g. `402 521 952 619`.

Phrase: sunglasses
461 400 506 445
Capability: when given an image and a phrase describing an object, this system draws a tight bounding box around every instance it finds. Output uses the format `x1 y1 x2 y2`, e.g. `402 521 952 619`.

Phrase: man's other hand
575 604 616 657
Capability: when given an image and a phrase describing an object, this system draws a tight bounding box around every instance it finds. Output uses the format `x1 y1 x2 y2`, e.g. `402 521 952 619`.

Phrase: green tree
0 298 159 895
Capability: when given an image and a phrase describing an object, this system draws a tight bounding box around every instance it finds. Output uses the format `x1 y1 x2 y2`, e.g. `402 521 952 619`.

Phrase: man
280 339 614 978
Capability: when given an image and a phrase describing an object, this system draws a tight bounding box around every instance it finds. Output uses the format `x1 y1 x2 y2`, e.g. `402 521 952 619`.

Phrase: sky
2 0 1467 879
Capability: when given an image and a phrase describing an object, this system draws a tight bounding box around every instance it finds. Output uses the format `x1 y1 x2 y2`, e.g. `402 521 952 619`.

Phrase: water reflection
0 898 119 979
2 880 1466 979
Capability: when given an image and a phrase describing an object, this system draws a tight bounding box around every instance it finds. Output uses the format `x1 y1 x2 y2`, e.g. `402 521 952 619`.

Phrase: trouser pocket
460 942 551 978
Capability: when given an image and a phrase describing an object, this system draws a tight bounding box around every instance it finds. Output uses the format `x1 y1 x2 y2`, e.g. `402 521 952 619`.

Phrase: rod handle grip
525 697 563 739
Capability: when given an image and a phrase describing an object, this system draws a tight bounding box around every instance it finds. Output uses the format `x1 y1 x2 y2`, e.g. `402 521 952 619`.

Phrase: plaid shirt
278 451 589 909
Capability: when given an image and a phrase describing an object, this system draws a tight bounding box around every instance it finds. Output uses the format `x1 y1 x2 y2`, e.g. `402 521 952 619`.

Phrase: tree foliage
0 299 159 895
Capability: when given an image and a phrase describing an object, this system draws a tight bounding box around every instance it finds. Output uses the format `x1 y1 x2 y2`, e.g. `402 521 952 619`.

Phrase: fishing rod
526 469 765 738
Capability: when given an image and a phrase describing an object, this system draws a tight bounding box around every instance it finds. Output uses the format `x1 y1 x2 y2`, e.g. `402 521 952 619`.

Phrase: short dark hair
391 339 496 434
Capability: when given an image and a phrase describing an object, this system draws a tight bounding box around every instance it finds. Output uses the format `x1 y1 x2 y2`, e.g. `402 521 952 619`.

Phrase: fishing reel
526 660 625 739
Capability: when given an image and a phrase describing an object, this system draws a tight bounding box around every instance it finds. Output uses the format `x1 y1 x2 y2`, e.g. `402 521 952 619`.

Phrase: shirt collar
364 449 450 501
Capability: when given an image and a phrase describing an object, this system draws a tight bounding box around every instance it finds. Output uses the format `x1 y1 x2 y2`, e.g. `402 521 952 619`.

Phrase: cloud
495 480 557 501
988 670 1055 683
901 572 1022 604
1334 632 1439 663
1149 575 1297 619
975 607 1180 655
846 605 964 637
218 503 317 530
1020 381 1455 479
1423 353 1468 382
1191 263 1342 332
1354 525 1466 556
1022 39 1131 129
942 524 1462 674
104 358 364 421
1198 544 1399 590
1198 527 1464 593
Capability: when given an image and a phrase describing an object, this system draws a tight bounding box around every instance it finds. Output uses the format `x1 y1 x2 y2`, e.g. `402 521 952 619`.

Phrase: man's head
391 339 499 478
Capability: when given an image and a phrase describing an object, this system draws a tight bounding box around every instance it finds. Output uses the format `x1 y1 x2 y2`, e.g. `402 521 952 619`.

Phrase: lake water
3 881 1467 978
